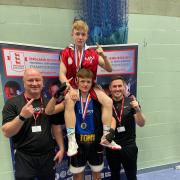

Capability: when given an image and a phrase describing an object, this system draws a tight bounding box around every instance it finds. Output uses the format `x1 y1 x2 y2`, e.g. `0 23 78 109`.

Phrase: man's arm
45 98 65 115
52 125 65 164
130 97 145 127
2 99 34 138
96 44 112 72
2 116 25 138
134 110 145 127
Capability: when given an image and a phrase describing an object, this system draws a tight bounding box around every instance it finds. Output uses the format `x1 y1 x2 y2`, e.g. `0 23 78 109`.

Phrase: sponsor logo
85 56 95 63
68 57 73 65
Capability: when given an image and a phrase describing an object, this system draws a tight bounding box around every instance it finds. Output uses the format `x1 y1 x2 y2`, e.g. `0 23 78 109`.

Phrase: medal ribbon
113 97 124 125
80 93 91 121
24 94 43 125
74 45 85 72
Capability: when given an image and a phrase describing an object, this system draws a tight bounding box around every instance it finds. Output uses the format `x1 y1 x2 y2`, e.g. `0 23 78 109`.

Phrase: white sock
103 125 111 135
67 128 75 136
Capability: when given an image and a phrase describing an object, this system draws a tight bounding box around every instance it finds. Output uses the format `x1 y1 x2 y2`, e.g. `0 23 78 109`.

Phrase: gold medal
81 122 87 129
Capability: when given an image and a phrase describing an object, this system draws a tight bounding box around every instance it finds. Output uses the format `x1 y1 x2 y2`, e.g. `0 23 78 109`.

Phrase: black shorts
69 142 103 174
15 150 55 180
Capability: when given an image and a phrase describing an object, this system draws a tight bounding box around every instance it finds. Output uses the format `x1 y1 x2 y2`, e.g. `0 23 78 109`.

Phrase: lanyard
80 93 91 122
74 45 85 72
24 94 43 125
113 97 124 125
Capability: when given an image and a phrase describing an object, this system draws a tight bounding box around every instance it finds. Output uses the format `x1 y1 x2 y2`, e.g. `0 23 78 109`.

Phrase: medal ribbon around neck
80 93 91 122
74 45 85 72
113 97 124 125
24 94 43 125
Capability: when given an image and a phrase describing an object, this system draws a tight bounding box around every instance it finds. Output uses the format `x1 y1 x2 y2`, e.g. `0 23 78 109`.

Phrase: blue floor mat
137 168 180 180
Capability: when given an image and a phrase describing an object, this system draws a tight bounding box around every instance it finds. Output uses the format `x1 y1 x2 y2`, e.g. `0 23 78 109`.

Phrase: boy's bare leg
64 93 78 156
94 87 112 131
94 88 121 150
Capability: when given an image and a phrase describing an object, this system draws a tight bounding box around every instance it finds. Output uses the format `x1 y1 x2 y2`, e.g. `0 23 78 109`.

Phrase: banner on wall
0 41 138 180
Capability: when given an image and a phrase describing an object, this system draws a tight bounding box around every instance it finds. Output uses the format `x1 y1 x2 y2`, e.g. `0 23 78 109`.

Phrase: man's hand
54 78 73 99
54 149 64 165
20 99 34 118
53 82 67 99
130 96 141 112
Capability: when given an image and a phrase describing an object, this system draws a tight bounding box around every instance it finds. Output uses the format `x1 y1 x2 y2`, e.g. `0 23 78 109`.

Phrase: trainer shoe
101 140 122 150
67 134 78 156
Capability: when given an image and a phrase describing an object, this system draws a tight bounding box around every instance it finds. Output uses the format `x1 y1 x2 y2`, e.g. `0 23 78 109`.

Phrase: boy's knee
64 93 75 107
107 96 113 105
64 93 71 101
103 96 112 107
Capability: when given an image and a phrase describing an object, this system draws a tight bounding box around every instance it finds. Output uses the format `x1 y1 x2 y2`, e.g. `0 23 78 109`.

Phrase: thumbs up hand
129 95 140 112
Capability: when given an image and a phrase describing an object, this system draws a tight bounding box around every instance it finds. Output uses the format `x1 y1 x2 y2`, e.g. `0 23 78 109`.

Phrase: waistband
76 134 95 142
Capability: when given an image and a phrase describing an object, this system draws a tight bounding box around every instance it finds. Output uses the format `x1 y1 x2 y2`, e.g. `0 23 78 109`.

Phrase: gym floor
137 168 180 180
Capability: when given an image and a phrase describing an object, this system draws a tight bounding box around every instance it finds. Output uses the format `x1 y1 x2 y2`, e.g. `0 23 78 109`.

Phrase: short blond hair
72 20 89 33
